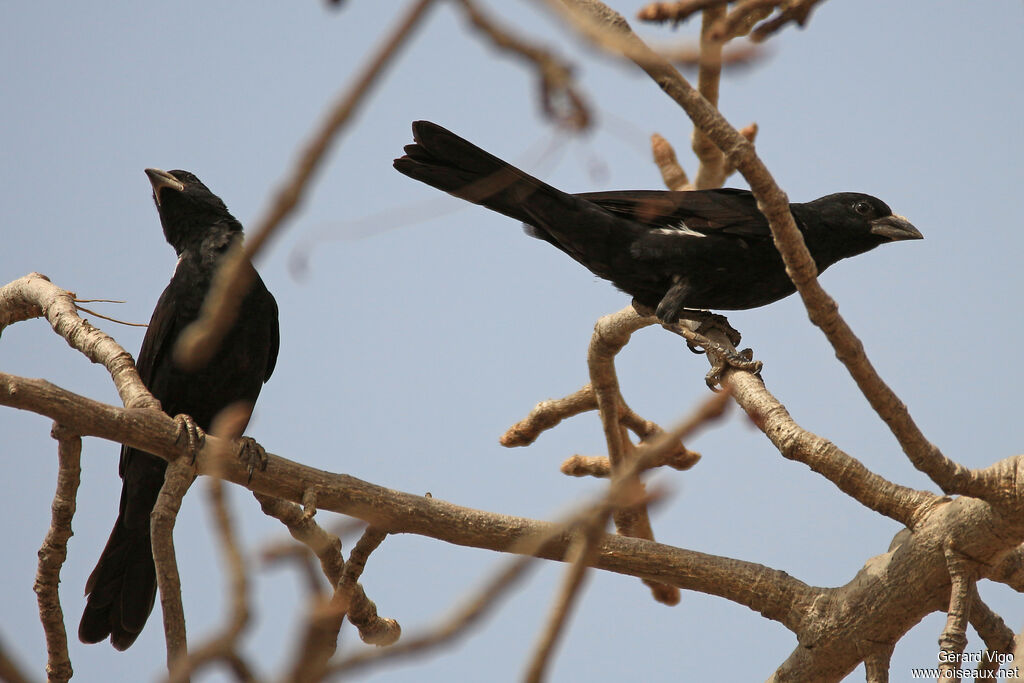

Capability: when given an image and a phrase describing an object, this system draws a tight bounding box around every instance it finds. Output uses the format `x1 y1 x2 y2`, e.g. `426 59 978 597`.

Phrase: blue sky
2 2 1023 681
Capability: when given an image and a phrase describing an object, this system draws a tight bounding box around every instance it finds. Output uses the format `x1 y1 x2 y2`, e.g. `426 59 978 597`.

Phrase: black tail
393 120 574 226
79 454 162 650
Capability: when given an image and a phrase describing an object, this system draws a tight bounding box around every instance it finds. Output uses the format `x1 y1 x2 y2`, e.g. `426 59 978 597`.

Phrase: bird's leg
654 277 692 326
172 414 206 463
236 437 269 483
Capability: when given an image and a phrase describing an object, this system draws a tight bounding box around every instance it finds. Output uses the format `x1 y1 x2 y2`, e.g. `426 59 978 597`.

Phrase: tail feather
79 473 159 650
394 120 569 225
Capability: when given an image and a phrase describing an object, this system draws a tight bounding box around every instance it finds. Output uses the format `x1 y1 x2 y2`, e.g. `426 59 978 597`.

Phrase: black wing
576 188 772 238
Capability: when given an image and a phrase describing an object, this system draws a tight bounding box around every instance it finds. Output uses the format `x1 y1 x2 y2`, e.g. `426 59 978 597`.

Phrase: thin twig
73 303 148 327
33 424 80 683
341 528 401 646
457 0 590 129
174 0 436 371
691 4 727 190
152 457 195 669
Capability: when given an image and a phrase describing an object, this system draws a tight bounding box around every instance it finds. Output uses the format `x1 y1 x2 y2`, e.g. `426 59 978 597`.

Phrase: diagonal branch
456 0 589 129
547 0 973 503
0 273 156 411
173 0 436 371
588 308 679 605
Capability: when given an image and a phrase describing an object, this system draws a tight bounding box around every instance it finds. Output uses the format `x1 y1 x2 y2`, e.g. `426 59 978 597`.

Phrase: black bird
394 121 922 322
79 169 279 650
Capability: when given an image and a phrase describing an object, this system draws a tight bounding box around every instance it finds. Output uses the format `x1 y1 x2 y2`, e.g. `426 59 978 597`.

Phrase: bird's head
795 192 922 269
145 168 242 255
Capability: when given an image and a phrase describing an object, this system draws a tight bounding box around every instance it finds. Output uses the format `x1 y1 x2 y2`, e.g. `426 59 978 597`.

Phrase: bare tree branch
548 0 965 512
587 307 679 605
173 0 436 371
0 273 157 411
152 458 195 669
456 0 590 129
33 424 80 683
938 544 976 678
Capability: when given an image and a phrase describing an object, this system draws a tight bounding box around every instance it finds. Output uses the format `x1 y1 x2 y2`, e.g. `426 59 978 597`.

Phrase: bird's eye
854 200 873 216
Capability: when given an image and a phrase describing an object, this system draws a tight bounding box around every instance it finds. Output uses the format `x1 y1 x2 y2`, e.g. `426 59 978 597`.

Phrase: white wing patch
654 220 706 238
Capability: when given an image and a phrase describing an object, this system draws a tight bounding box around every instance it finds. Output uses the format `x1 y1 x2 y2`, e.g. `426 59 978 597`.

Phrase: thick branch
0 371 813 628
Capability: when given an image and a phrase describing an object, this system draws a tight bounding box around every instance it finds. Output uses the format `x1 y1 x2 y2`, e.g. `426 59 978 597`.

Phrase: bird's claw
173 414 206 464
704 346 762 391
237 436 268 483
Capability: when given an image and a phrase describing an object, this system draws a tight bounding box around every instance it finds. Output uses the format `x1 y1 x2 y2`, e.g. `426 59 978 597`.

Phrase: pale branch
725 361 936 528
173 0 436 371
637 0 729 26
0 273 156 411
259 493 347 682
650 132 689 189
560 444 700 478
456 0 589 129
501 380 700 477
339 527 398 646
551 0 976 507
152 458 194 668
33 424 80 683
12 370 1024 677
254 494 346 588
587 307 679 605
501 384 597 447
690 5 727 190
0 371 815 624
938 544 976 678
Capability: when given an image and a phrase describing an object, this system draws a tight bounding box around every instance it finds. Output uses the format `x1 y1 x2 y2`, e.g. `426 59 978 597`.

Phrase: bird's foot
237 436 269 483
173 414 206 463
703 346 762 391
675 310 742 349
657 315 760 390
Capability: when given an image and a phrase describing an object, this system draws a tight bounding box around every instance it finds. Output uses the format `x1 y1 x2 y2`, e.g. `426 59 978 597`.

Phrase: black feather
394 121 922 322
79 169 279 650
